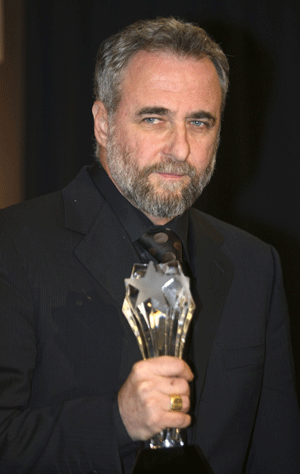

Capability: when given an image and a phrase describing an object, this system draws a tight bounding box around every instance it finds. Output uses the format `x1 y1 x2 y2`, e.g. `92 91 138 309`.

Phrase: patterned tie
138 229 183 264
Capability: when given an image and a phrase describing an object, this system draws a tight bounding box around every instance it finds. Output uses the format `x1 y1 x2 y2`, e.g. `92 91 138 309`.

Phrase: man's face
94 51 222 224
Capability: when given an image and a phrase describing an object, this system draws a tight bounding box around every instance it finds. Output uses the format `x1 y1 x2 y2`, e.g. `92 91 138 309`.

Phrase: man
0 17 299 474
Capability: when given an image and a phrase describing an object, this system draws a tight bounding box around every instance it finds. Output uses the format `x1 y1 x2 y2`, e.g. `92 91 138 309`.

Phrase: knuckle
183 379 191 395
132 359 145 375
169 377 189 395
177 378 188 393
137 380 152 399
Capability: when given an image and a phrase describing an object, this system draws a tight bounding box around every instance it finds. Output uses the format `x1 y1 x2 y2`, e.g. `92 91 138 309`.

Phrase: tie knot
138 229 183 264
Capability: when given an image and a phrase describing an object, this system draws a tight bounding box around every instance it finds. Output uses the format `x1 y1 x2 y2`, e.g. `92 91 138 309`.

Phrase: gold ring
170 394 182 412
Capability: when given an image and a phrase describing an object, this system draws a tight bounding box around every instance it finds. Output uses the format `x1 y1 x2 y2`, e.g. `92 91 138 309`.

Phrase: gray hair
94 17 229 116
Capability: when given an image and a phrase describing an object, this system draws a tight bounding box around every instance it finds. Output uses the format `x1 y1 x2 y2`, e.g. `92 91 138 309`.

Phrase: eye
143 117 161 124
190 120 206 127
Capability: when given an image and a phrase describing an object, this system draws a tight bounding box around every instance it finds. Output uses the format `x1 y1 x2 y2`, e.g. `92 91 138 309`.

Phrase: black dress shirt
89 163 190 267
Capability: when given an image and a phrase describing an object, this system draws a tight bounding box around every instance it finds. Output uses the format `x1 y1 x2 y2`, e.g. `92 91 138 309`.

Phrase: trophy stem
150 428 184 449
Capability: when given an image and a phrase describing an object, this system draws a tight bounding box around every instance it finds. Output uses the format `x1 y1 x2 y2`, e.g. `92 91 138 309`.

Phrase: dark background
24 0 300 396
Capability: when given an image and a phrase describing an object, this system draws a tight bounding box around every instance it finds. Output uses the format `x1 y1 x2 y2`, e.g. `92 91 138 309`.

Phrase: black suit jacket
0 166 299 473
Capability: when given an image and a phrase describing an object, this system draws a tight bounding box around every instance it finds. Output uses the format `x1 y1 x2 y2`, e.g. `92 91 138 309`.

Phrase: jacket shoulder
0 166 100 236
0 190 64 231
191 208 276 265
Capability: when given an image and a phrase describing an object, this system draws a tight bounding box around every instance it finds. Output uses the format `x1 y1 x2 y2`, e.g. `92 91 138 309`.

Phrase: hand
117 356 194 441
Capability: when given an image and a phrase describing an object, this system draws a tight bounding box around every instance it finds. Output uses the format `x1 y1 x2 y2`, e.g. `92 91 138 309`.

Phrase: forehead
118 50 222 114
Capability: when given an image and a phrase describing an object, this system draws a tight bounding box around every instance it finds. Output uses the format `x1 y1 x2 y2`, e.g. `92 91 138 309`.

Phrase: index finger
144 356 194 381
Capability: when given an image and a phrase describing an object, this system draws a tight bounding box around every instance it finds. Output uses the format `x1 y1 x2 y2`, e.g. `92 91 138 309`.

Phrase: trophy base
131 446 212 474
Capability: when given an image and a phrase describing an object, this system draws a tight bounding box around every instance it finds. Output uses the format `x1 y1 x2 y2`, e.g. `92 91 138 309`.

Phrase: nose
163 123 190 161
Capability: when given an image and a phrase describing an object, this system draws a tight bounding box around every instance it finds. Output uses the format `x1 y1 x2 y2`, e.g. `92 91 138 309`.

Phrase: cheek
130 136 163 167
189 138 218 168
207 138 219 156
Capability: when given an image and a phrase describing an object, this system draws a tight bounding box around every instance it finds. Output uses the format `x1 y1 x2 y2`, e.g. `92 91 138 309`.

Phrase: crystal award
122 261 212 474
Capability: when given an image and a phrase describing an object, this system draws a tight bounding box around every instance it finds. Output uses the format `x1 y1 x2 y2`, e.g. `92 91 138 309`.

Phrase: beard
105 131 217 220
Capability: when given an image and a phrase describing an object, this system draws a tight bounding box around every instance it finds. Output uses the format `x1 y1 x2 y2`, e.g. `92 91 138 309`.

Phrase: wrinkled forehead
117 50 222 106
116 51 222 116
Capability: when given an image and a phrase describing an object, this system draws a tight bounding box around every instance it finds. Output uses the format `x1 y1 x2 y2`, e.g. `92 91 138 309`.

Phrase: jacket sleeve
0 222 135 474
245 246 300 473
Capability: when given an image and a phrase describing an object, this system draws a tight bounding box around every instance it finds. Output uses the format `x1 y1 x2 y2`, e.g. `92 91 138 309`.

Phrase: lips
156 172 185 179
141 160 197 181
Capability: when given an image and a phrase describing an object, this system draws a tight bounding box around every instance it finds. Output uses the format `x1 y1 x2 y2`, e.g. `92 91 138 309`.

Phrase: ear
92 101 109 147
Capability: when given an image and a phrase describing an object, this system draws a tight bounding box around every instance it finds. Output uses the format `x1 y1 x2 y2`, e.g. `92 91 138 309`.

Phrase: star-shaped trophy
123 261 211 474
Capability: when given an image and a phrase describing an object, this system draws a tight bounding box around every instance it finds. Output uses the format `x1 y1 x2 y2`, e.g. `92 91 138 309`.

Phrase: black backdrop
25 0 300 396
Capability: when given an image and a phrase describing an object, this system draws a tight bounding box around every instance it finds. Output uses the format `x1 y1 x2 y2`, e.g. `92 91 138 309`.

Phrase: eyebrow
136 106 216 125
137 107 169 116
189 111 216 125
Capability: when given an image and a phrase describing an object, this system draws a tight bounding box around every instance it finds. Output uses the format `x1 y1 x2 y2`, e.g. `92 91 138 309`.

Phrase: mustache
139 160 197 178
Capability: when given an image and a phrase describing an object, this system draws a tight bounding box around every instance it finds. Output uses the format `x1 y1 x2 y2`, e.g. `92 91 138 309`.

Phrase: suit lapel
74 201 144 379
188 209 234 408
74 200 141 308
63 166 141 308
63 167 142 380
